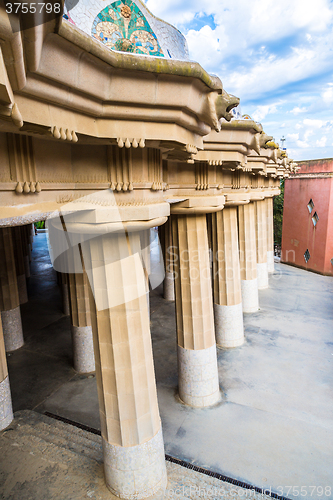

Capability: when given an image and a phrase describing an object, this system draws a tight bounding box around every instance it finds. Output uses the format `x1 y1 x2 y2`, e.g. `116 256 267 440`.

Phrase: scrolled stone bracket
151 182 163 191
208 159 223 166
110 181 134 192
15 181 42 194
196 183 209 191
185 144 198 154
117 138 145 148
170 204 224 215
52 126 78 142
51 216 169 235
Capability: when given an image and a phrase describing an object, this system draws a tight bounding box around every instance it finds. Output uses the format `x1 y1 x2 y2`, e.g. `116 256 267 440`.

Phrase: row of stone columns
0 318 13 431
50 198 274 498
0 201 275 498
160 198 275 415
0 224 34 432
0 227 25 353
163 198 274 310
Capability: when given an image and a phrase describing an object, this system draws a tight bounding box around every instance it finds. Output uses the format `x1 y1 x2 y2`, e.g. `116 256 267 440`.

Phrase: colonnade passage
0 200 276 498
0 4 297 495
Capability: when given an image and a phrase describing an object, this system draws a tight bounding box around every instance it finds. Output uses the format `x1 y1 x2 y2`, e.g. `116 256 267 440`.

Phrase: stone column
266 197 275 273
161 219 175 301
140 229 151 309
0 228 24 352
80 229 166 499
29 223 34 247
68 272 95 374
255 200 269 289
0 318 14 430
26 225 32 261
59 273 70 316
212 208 244 347
12 227 28 304
20 226 30 278
207 213 213 269
238 203 259 313
172 213 220 407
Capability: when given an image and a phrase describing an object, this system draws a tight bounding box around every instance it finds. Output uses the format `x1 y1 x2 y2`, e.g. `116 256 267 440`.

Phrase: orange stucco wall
281 159 333 276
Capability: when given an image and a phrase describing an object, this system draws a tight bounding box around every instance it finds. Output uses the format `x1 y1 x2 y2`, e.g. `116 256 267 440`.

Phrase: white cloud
287 133 299 142
290 107 308 115
144 0 333 160
316 136 327 147
303 119 324 129
251 104 279 122
186 25 224 67
322 83 333 104
297 139 310 148
304 129 314 141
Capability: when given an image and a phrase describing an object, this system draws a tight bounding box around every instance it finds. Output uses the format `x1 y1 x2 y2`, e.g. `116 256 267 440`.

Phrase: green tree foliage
273 179 284 246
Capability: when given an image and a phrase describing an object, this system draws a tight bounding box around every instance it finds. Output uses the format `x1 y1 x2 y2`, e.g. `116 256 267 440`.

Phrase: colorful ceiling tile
91 0 164 57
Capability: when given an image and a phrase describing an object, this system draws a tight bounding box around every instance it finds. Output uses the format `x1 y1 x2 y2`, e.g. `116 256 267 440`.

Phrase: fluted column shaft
81 230 166 499
68 271 95 374
140 229 151 309
266 197 275 273
0 318 13 430
255 200 269 289
12 227 28 304
238 203 259 312
161 219 175 301
0 228 24 351
172 214 220 407
212 208 244 347
59 272 70 316
19 226 30 278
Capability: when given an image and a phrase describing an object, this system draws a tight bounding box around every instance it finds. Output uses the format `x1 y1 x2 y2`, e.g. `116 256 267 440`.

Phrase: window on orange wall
307 199 314 213
311 212 319 227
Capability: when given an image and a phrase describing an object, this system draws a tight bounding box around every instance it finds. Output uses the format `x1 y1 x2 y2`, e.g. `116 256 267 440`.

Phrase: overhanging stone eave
0 12 232 141
219 119 262 134
58 20 223 93
196 150 248 164
9 92 209 147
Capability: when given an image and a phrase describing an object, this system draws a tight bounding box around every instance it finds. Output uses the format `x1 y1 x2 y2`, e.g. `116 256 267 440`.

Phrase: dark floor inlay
165 455 291 500
44 411 291 500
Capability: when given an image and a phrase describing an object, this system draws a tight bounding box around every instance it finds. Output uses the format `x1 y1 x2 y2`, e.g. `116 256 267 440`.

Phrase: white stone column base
103 426 167 500
214 303 244 348
163 272 175 301
72 326 95 373
24 255 30 278
257 262 269 289
61 284 70 316
241 279 259 313
0 376 14 431
17 274 28 305
1 307 24 352
267 250 275 273
178 344 220 407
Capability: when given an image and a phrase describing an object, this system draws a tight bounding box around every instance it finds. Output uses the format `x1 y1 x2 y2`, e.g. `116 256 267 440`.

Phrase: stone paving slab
0 411 272 500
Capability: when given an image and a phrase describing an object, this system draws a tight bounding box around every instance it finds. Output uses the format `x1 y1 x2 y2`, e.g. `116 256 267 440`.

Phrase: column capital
170 195 225 215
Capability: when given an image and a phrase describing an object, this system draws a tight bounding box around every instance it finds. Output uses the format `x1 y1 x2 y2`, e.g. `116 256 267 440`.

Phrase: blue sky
145 0 333 161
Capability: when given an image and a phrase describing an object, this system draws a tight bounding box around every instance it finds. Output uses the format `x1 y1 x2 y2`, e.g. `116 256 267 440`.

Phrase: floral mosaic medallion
92 0 165 57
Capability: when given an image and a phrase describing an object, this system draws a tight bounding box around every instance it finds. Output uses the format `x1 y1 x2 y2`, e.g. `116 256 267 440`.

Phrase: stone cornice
287 172 333 179
58 20 222 92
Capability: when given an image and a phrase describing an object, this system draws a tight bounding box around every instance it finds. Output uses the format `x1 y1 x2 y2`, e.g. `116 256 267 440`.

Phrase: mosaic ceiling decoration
91 0 165 57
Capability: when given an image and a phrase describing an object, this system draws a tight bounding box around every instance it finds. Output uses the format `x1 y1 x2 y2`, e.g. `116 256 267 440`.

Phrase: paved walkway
2 232 333 500
0 410 272 500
